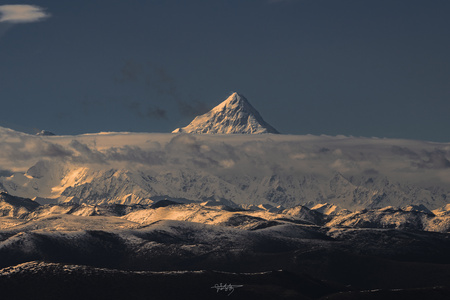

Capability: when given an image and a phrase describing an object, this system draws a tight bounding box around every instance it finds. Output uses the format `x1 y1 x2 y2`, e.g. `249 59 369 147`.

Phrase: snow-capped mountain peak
36 130 55 136
172 92 279 134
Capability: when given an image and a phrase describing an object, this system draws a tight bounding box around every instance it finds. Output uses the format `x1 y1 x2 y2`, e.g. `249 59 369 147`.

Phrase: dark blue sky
0 0 449 141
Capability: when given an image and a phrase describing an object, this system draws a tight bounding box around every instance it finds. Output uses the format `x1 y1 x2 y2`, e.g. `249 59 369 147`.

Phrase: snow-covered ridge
2 194 450 233
1 214 449 299
1 125 450 211
0 192 40 218
172 92 279 134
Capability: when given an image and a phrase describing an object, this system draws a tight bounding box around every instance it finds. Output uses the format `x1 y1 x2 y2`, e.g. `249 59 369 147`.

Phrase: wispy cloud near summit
0 4 50 23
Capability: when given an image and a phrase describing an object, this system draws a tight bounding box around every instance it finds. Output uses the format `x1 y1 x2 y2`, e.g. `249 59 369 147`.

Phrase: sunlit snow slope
172 92 279 134
0 125 450 210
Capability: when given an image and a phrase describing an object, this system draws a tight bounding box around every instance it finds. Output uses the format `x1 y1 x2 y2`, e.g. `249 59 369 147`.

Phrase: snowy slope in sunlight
0 192 40 218
172 92 279 134
122 202 323 229
2 197 450 233
0 125 450 210
1 202 450 271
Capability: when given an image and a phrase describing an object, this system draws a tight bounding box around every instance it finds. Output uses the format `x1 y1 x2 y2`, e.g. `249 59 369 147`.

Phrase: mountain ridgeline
1 94 450 299
0 92 449 212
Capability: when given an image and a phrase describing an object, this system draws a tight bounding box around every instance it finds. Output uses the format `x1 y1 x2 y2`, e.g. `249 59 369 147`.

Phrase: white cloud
0 5 50 23
1 126 450 190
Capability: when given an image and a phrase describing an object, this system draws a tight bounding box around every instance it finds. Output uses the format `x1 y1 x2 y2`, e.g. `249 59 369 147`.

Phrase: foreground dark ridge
1 203 450 299
0 262 334 300
1 261 449 300
2 196 450 299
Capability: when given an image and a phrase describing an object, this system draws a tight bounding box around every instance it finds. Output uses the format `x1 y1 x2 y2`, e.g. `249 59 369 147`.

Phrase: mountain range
1 192 450 299
0 92 449 212
1 92 450 299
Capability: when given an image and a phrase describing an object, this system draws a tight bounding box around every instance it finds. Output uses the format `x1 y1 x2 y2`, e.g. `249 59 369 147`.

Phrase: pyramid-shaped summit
172 92 279 134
